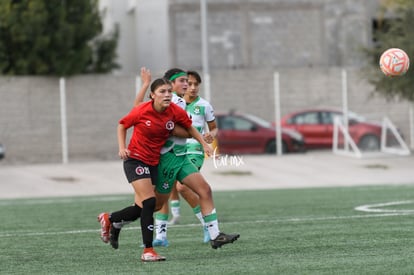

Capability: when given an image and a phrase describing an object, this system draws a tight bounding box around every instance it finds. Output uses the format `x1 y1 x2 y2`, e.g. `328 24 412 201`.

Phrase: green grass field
1 184 414 275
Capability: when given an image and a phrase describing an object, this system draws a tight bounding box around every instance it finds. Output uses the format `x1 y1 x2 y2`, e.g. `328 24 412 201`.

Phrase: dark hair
150 78 170 93
164 68 186 82
187 70 202 84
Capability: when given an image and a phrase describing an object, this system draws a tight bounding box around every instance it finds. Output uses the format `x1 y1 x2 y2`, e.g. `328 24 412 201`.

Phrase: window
219 117 235 130
233 117 254 131
218 116 254 131
321 112 334 125
293 112 319 125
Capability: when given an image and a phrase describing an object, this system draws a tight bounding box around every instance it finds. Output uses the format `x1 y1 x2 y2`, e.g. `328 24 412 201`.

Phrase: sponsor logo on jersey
166 121 174 130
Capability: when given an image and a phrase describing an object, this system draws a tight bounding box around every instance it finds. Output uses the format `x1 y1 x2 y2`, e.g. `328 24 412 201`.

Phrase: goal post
332 116 362 158
380 117 411 156
332 116 411 158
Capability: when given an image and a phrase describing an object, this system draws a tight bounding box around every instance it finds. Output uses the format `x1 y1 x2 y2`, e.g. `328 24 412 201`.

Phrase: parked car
0 143 4 160
215 111 305 154
280 108 384 151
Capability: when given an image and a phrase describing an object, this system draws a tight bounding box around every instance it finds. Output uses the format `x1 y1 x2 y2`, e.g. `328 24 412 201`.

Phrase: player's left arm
203 120 218 144
202 104 218 144
187 126 213 157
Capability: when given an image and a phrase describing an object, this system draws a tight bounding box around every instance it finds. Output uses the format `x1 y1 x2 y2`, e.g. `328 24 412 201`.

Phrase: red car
215 112 305 154
280 108 383 151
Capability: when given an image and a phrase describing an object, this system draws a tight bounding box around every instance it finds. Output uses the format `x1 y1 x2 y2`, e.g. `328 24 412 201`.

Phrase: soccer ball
379 48 410 77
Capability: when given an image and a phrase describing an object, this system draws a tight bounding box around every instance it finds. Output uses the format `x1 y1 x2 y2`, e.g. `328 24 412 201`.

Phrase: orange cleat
141 248 166 262
97 213 111 243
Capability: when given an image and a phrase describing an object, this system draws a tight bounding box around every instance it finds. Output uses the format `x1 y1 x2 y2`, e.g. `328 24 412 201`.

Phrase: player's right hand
140 67 151 86
118 148 130 160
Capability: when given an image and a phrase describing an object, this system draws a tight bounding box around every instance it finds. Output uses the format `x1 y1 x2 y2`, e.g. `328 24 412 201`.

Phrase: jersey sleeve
119 106 140 129
172 94 186 110
173 104 192 129
205 102 215 122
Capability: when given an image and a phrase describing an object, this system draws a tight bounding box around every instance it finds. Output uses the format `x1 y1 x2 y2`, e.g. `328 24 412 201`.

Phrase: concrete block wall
0 76 136 164
0 77 62 163
63 76 136 161
169 0 378 70
0 67 411 165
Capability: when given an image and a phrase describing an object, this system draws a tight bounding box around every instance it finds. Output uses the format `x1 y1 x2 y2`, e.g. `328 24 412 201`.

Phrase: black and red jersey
119 101 192 165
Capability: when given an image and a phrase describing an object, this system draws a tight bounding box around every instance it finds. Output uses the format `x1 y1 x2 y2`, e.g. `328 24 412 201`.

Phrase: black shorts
123 158 158 184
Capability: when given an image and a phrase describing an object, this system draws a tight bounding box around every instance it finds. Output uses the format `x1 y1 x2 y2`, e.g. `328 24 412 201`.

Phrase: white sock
193 205 205 226
170 200 180 217
154 213 169 240
203 209 220 240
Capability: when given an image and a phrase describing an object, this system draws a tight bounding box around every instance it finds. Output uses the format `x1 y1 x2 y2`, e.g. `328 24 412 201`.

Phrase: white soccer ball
379 48 410 77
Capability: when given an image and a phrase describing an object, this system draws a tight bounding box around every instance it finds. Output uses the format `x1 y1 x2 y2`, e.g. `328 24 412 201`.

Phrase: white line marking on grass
354 200 414 213
0 196 131 206
1 212 412 239
0 229 99 238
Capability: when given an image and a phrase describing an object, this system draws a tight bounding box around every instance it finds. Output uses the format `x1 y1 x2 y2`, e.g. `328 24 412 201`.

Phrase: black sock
141 197 156 248
109 204 141 223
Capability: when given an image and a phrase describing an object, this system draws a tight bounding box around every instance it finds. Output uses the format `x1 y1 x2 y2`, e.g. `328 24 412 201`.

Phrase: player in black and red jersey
98 77 212 262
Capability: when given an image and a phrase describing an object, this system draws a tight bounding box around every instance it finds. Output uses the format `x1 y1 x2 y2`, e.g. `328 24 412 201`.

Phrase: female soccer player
160 70 218 244
98 76 212 262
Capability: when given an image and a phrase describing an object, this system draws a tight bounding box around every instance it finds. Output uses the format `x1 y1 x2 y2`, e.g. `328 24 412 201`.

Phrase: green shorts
156 151 198 194
187 153 204 171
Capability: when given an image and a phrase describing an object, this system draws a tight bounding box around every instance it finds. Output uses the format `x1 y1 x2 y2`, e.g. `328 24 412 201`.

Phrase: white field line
0 211 412 238
0 196 130 206
354 200 414 213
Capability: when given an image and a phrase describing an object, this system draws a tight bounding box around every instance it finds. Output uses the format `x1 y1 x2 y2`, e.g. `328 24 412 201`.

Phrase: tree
0 0 119 76
365 0 414 102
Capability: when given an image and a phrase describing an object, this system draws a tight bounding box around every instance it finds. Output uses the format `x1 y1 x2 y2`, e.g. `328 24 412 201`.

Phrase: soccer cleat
97 212 111 243
168 215 180 225
141 248 166 262
210 232 240 249
203 226 211 243
152 238 169 247
109 226 121 249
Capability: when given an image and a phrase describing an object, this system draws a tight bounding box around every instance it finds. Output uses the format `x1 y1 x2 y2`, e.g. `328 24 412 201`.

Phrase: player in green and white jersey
168 70 218 243
153 69 218 245
185 70 217 168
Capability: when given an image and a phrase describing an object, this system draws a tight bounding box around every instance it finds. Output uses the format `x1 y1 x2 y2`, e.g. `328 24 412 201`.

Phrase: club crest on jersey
145 120 151 126
162 182 169 190
135 166 149 175
194 106 201 115
166 121 174 130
